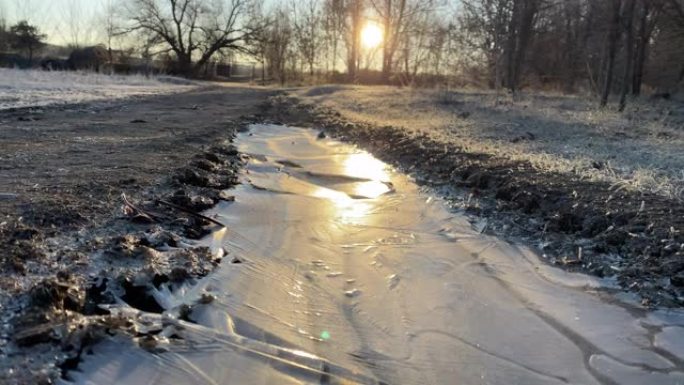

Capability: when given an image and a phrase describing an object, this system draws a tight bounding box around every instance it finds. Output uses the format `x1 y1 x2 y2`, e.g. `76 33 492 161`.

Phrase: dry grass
294 85 684 200
0 68 197 110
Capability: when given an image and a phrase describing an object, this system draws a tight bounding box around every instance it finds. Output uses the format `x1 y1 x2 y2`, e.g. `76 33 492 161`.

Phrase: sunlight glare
312 152 390 223
344 153 387 182
361 23 383 49
312 186 371 223
344 153 391 198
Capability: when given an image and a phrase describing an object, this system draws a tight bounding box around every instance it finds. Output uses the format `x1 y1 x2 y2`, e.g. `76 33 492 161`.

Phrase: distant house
67 46 109 72
40 58 69 70
0 53 30 68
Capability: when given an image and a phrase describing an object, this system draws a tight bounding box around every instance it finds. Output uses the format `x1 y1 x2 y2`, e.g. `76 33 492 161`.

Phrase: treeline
247 0 452 86
1 0 683 107
128 0 684 103
456 0 684 108
247 0 684 104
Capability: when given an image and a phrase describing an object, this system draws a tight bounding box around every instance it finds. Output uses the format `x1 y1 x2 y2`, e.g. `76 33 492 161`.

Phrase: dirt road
2 84 684 384
68 124 684 385
0 85 272 383
0 85 268 226
0 85 270 280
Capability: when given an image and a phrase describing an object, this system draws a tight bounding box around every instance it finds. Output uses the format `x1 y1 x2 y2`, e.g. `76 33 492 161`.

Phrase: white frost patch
0 68 197 110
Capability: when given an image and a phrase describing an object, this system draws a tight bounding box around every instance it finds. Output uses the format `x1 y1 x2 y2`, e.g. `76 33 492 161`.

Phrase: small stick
155 199 225 227
121 193 157 222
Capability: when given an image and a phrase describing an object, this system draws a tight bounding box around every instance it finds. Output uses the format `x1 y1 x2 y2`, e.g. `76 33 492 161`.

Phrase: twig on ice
155 199 225 227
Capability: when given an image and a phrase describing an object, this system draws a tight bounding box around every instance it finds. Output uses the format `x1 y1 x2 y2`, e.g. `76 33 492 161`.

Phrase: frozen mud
63 125 684 385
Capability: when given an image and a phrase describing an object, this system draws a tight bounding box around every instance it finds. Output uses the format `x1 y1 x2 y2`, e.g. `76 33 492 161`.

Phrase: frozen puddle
64 124 684 385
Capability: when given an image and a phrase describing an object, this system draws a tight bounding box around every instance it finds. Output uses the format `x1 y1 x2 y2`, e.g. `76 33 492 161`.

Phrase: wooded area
246 0 684 101
1 0 684 107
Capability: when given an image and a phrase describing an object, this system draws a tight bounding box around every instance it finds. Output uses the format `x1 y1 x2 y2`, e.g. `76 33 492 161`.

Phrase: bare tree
247 4 293 84
427 23 450 78
632 0 662 95
291 0 322 77
245 2 269 82
618 0 636 111
124 0 257 76
322 0 347 74
553 0 584 93
459 0 513 89
600 0 622 108
61 0 96 48
371 0 407 81
504 0 541 92
347 0 363 81
397 5 440 85
267 7 293 84
100 0 120 65
662 0 684 86
370 0 441 83
0 9 8 52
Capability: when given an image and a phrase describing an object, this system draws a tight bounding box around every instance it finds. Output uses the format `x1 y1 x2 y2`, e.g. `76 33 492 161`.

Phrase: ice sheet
63 124 684 385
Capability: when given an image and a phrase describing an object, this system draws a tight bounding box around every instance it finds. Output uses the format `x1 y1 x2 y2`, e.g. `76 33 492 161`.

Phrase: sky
0 0 459 48
0 0 108 46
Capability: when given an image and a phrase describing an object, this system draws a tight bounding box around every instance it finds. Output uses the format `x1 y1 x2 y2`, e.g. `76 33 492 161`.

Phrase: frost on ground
296 85 684 200
0 68 197 110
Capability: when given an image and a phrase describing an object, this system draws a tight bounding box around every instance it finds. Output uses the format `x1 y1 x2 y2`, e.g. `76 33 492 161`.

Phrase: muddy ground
2 84 683 383
0 85 272 383
263 94 684 308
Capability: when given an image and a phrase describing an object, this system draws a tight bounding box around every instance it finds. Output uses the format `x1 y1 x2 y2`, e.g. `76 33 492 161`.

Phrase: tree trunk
505 0 538 93
505 0 520 92
178 53 193 76
380 0 406 83
381 0 392 81
632 0 658 96
512 0 537 92
562 2 576 93
403 36 410 84
348 0 362 82
261 53 265 83
332 37 337 73
619 0 636 111
582 0 599 93
600 0 622 108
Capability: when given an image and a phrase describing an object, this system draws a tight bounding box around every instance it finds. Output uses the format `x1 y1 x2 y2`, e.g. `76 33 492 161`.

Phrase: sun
361 23 383 49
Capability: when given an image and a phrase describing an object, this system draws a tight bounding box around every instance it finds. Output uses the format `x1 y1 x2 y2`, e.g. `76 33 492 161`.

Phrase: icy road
65 124 684 385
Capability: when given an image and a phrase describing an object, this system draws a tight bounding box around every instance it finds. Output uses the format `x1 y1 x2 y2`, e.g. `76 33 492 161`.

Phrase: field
0 68 197 110
297 85 684 200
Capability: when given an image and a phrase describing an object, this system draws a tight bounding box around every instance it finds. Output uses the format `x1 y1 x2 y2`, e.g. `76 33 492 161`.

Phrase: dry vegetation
296 85 684 200
0 68 197 110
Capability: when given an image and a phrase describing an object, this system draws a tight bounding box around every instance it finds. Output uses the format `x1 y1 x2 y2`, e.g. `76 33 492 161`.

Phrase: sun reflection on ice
312 187 369 222
313 152 392 223
344 153 387 180
344 153 391 198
